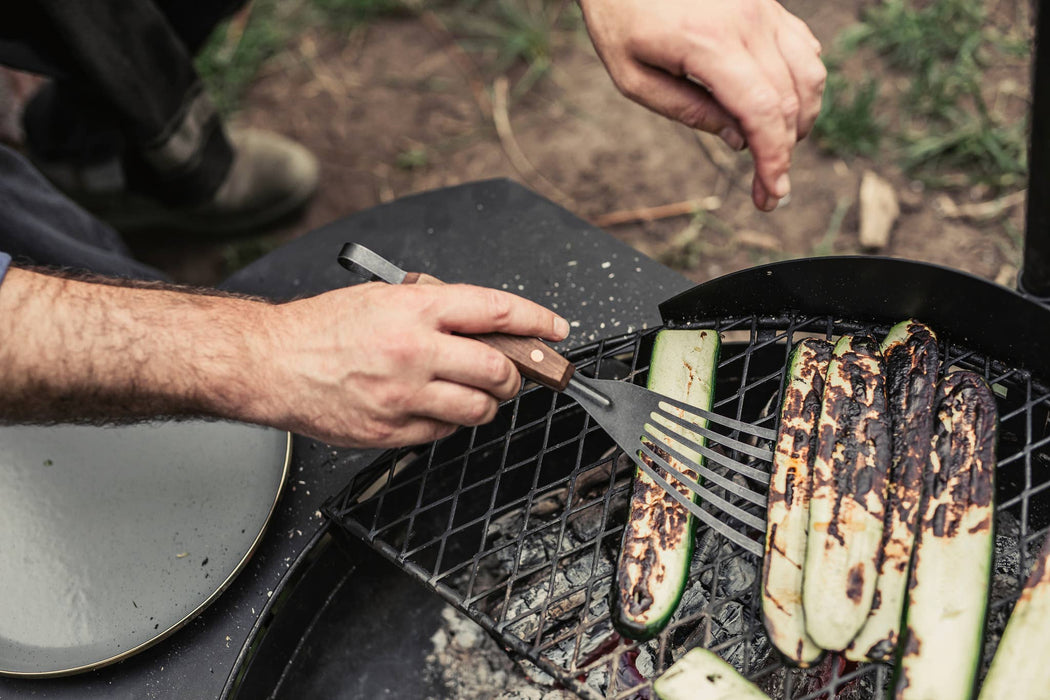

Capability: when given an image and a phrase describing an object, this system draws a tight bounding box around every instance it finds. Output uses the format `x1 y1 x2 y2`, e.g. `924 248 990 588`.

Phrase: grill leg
1021 0 1050 298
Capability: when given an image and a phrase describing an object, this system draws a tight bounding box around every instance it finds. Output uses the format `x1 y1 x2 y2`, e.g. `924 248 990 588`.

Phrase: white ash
635 646 656 678
426 606 568 700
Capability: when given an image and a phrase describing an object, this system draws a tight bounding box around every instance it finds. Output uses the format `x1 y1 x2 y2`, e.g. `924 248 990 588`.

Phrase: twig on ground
592 197 721 228
492 76 576 209
934 189 1026 222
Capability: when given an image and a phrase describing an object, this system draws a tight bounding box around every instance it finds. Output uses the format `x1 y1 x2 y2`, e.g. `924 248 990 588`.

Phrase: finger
743 28 800 141
618 62 747 150
428 285 570 341
752 174 776 213
780 9 823 56
683 48 793 202
432 334 522 400
776 22 827 139
377 418 459 448
413 380 503 427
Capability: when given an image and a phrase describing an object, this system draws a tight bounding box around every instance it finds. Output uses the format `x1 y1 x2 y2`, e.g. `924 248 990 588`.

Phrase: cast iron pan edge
659 255 1050 379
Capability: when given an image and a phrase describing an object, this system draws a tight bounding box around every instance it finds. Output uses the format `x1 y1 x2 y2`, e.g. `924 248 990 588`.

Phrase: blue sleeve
0 252 11 288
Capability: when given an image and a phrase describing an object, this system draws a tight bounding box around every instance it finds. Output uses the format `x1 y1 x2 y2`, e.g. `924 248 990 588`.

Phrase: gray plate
0 420 290 677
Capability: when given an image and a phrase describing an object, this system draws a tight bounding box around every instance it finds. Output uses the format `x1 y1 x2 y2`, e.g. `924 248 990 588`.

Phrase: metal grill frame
324 314 1050 699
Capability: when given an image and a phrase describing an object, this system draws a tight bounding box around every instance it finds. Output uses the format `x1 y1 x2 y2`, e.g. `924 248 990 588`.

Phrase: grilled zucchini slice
613 329 720 640
894 371 997 700
762 338 833 666
803 335 892 651
847 320 939 662
654 647 768 700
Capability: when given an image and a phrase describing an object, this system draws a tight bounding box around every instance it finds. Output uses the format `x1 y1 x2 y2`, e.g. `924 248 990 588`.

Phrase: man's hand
259 282 570 447
0 268 569 450
580 0 826 211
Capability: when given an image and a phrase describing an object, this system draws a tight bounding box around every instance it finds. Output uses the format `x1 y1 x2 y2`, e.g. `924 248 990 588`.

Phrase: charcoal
568 504 608 542
582 665 609 694
517 531 552 570
495 690 543 700
994 511 1022 582
516 659 556 687
720 555 757 598
541 691 580 700
707 601 772 672
672 580 708 620
692 527 721 568
488 509 527 541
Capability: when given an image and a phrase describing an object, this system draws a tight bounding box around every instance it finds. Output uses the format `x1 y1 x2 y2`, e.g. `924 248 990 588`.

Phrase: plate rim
0 428 293 678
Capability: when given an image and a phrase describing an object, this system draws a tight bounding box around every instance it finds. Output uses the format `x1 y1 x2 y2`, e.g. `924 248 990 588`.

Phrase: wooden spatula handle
401 272 574 391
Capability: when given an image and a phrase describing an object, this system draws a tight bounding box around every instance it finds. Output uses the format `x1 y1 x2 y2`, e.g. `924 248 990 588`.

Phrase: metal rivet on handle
530 349 544 363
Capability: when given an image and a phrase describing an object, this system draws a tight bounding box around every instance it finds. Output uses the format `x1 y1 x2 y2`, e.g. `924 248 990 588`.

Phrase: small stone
859 170 900 250
996 264 1017 288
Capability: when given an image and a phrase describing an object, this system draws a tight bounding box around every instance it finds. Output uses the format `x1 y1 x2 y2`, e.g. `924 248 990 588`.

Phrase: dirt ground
8 0 1038 290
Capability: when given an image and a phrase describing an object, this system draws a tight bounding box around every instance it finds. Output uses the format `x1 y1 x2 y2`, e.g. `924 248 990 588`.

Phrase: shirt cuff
0 252 11 288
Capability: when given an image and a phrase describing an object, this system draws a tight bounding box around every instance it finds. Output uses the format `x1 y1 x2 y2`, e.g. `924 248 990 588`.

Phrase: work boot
29 127 319 235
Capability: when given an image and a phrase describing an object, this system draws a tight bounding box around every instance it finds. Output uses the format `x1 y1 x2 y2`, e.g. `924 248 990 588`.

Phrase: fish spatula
338 243 774 554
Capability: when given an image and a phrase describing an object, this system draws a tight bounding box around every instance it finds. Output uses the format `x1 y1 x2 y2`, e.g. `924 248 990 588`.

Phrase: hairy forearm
0 265 571 447
0 267 270 425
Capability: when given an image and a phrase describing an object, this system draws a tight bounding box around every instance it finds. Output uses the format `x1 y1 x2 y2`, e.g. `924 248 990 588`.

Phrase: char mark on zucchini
763 337 833 667
803 334 891 652
847 320 939 662
893 370 997 700
613 329 720 641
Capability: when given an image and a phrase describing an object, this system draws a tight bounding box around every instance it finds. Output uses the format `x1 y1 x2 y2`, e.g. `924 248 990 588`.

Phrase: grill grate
324 315 1050 699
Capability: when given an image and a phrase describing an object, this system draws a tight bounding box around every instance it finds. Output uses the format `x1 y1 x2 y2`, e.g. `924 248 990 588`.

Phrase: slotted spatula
338 243 774 554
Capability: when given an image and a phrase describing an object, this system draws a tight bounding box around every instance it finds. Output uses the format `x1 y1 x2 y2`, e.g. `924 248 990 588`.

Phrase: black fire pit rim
658 255 1050 379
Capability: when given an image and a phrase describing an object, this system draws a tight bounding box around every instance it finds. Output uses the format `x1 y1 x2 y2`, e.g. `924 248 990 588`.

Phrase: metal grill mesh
324 314 1050 699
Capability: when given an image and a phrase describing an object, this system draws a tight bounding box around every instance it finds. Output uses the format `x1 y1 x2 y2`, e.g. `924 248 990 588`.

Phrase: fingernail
774 173 791 198
761 195 779 212
719 127 746 151
554 317 570 339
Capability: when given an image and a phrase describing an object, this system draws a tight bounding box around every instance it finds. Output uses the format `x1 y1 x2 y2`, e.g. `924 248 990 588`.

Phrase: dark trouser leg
0 144 168 280
0 0 245 207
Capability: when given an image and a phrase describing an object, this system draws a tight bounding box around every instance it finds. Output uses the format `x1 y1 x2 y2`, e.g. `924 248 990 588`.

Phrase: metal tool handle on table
338 243 774 555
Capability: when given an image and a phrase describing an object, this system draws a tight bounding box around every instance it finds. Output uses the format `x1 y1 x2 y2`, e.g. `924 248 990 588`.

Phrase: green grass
814 0 1029 188
196 0 415 115
195 0 297 115
847 0 987 118
395 146 430 170
443 0 579 97
812 71 883 158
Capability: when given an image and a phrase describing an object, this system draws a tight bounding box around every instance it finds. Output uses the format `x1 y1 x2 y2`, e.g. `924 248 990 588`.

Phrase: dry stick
591 129 740 227
592 200 708 228
491 76 576 210
936 189 1027 222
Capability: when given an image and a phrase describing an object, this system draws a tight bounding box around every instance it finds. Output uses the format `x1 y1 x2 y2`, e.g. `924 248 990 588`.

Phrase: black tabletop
0 179 690 699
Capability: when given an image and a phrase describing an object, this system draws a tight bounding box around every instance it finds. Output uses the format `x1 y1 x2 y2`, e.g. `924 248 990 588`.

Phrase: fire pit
325 299 1050 698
